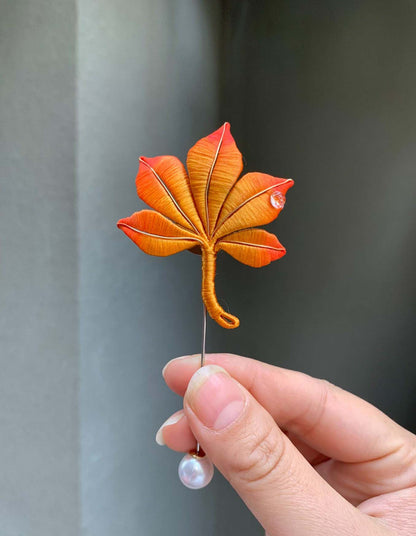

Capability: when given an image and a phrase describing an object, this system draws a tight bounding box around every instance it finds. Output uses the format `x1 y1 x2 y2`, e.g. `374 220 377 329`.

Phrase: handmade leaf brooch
117 122 293 488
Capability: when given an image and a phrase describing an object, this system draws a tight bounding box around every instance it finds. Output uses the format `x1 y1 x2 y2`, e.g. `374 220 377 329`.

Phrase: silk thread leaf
117 123 294 329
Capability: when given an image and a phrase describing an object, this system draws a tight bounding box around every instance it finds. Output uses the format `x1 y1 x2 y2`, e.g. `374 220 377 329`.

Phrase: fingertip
162 354 199 379
165 353 198 371
184 365 245 431
155 410 185 446
162 353 245 396
155 410 196 452
162 354 201 394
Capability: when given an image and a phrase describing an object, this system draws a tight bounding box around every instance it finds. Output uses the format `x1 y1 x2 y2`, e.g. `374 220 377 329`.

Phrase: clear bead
178 452 214 490
270 190 285 209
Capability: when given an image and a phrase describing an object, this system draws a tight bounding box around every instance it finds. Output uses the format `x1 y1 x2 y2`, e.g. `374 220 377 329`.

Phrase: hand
158 353 416 536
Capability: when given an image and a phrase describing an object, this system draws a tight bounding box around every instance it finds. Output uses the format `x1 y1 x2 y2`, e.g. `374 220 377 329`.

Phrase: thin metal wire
196 303 207 455
200 303 207 368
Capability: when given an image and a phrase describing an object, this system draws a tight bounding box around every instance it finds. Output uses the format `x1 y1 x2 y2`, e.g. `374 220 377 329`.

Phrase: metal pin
200 303 207 368
196 303 207 455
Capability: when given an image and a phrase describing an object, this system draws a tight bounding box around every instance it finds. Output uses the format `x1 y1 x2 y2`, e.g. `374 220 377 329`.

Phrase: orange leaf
136 156 204 234
187 122 243 236
217 229 286 267
117 210 201 256
214 172 294 239
118 124 294 329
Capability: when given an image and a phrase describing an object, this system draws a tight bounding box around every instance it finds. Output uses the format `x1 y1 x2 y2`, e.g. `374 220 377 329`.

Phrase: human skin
158 353 416 535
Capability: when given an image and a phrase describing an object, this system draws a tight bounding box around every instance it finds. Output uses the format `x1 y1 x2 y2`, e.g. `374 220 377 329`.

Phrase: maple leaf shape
117 123 294 329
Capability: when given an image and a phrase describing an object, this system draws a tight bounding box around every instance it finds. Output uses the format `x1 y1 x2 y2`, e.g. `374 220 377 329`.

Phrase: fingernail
162 354 201 379
155 411 184 446
186 365 245 431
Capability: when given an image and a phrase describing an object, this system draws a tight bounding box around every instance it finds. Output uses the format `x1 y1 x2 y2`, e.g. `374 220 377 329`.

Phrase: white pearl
178 452 214 489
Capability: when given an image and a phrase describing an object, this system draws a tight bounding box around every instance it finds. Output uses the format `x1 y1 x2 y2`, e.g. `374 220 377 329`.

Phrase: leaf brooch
117 122 294 329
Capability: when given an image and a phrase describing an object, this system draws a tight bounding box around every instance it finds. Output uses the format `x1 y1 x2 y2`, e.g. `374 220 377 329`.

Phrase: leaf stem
201 248 239 329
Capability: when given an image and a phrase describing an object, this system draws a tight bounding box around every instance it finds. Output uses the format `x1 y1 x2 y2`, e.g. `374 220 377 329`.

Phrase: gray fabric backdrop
1 1 415 535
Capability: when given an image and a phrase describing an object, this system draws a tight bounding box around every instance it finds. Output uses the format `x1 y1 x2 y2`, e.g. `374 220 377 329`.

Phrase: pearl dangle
178 448 214 489
178 304 214 489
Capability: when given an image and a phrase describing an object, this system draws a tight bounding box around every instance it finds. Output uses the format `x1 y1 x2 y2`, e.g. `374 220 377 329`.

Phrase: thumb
184 365 385 536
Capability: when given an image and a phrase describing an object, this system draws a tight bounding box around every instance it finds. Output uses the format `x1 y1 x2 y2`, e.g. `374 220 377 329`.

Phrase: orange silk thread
201 247 239 329
117 122 293 329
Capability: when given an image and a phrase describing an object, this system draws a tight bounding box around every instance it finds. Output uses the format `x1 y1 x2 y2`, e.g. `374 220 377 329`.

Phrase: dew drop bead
178 450 214 490
270 190 285 209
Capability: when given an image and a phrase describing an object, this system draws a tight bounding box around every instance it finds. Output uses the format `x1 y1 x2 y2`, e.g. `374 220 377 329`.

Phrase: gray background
1 1 415 535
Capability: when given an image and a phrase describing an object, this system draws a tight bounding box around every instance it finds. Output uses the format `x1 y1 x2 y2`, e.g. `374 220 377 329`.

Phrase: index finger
163 353 409 463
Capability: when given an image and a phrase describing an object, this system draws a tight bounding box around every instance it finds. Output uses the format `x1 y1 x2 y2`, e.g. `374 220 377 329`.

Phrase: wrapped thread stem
201 248 239 329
